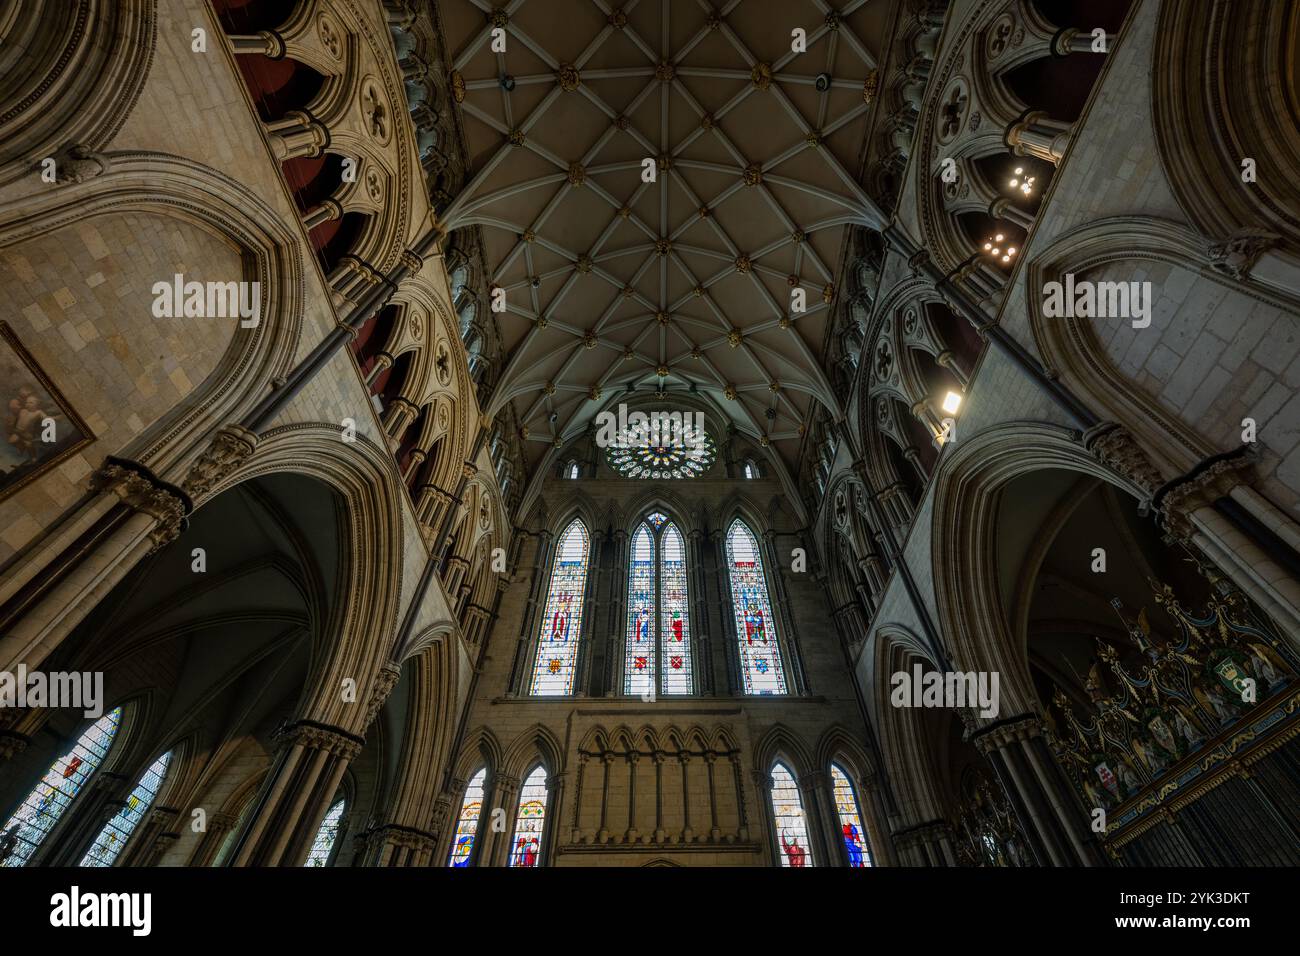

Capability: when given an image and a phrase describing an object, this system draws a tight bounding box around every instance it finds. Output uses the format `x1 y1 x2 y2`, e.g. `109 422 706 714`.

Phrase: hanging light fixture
1008 166 1036 197
982 230 1017 265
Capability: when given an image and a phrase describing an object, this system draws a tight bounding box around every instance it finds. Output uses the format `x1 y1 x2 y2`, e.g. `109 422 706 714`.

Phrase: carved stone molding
1156 454 1253 540
181 424 260 500
90 458 191 551
1206 229 1281 281
364 662 403 729
275 720 365 761
1082 422 1165 498
969 713 1044 755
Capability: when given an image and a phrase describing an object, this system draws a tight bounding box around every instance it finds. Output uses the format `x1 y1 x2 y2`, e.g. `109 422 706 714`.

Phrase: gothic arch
1025 215 1300 478
871 629 947 825
0 0 156 186
1152 0 1300 250
928 421 1141 720
815 726 877 786
753 724 815 778
195 424 407 735
0 153 305 480
500 724 565 781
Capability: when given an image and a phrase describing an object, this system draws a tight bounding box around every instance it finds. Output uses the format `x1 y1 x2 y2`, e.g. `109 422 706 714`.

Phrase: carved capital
275 721 364 761
1157 454 1253 539
90 459 191 551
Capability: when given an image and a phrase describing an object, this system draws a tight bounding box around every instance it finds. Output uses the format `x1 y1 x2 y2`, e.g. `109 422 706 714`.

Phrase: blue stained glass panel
725 520 787 694
0 707 122 868
447 767 487 867
624 523 656 696
530 520 591 696
508 766 548 867
80 750 171 867
831 764 872 867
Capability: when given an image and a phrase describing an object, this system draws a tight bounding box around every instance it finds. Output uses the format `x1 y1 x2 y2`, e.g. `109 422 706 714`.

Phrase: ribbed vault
438 0 893 474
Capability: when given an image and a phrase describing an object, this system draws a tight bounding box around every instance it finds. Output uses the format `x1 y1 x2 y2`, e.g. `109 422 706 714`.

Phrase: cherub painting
0 322 92 500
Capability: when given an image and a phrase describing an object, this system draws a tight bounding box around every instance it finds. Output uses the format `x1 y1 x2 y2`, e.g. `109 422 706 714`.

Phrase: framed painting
0 320 94 501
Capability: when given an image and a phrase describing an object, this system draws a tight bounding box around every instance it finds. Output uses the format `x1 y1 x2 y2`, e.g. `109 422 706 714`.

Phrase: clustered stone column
970 714 1103 866
0 458 189 674
892 819 956 866
228 721 363 867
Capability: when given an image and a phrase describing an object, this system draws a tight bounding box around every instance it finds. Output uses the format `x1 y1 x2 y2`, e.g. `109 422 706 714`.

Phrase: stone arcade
0 0 1298 873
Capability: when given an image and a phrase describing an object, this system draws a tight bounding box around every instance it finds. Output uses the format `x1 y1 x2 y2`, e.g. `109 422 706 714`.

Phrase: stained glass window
508 766 548 867
831 764 872 867
529 519 591 696
624 523 656 697
660 522 692 695
303 800 345 867
744 460 756 479
725 519 787 694
606 412 717 479
1 707 122 868
447 767 487 867
771 762 812 867
80 750 171 867
567 461 580 479
622 513 693 696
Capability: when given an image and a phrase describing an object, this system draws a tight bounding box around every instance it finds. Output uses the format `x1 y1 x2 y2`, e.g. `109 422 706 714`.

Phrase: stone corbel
181 424 260 502
363 662 403 730
1206 229 1280 282
1081 422 1166 502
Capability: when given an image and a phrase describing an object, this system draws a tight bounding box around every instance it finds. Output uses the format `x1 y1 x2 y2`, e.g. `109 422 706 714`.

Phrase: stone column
1005 110 1073 164
228 721 363 867
762 529 808 695
798 771 833 865
188 811 238 867
265 110 329 161
688 529 713 693
39 771 128 866
705 752 722 842
679 752 695 843
892 820 956 866
711 530 739 694
120 806 181 867
1052 28 1116 56
508 531 551 695
971 714 1101 866
0 459 189 674
624 751 640 844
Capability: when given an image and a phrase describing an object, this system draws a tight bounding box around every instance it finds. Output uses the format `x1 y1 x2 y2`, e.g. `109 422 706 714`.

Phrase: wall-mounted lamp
941 390 963 415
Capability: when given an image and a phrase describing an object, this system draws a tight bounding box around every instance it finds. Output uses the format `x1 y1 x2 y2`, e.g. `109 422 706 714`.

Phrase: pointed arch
80 748 173 867
528 517 592 696
725 518 788 695
1 707 124 867
446 766 487 868
506 764 549 867
303 799 346 867
769 761 814 868
830 763 873 868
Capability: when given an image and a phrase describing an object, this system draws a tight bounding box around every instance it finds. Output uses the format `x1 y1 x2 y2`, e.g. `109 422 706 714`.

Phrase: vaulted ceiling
438 0 894 477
